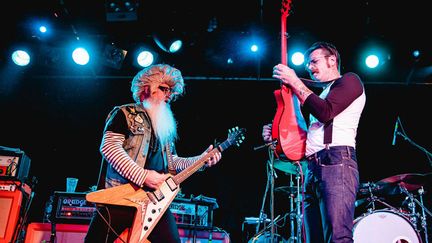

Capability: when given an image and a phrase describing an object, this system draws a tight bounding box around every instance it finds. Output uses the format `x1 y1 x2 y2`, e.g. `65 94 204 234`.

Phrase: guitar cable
96 205 127 243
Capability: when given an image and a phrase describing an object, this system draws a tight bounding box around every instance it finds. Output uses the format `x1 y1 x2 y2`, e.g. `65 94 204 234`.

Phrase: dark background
1 0 431 242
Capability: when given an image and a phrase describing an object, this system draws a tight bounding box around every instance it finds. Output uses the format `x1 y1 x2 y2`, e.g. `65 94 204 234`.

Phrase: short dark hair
304 41 341 71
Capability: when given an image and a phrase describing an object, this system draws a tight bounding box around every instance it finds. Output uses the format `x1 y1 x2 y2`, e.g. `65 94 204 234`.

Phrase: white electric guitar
85 126 246 243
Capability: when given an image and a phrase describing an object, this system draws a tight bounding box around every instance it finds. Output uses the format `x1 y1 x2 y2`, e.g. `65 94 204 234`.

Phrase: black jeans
84 205 180 243
303 146 359 243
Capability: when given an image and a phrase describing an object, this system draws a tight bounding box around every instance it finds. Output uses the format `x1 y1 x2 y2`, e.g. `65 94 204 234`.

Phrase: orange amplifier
50 191 96 224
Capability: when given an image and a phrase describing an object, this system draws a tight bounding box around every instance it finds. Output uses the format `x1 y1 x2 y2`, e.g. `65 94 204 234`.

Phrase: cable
95 206 127 243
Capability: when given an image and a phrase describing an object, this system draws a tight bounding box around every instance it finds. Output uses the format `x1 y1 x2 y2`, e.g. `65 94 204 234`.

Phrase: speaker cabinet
24 223 230 243
0 181 31 243
24 223 89 243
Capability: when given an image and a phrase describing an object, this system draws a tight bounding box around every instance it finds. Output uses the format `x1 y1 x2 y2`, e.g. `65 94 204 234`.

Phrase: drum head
353 209 421 243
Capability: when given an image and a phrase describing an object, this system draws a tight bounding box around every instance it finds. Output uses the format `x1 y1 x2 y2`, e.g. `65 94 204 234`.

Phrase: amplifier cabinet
24 223 89 243
24 223 230 243
0 146 31 181
0 181 31 243
169 197 216 229
51 191 96 224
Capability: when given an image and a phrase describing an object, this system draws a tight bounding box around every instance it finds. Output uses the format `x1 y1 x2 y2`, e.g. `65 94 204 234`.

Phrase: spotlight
136 51 154 67
105 0 139 22
102 43 127 69
11 50 31 66
153 34 183 53
72 47 90 65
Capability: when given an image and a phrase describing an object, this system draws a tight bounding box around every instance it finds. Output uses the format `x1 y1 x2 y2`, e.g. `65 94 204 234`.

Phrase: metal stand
394 117 432 167
418 187 429 243
249 142 278 243
361 182 398 212
400 185 431 243
251 141 304 243
284 164 303 243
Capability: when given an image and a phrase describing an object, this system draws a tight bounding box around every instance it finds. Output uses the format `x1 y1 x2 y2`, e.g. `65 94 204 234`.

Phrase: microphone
392 116 399 146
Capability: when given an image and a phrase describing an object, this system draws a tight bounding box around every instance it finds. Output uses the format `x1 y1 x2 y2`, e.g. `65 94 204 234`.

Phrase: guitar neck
174 147 220 184
174 138 234 184
281 14 287 65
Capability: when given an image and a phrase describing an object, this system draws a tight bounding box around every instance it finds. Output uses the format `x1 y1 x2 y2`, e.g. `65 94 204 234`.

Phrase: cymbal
377 173 426 192
273 160 307 174
358 181 414 196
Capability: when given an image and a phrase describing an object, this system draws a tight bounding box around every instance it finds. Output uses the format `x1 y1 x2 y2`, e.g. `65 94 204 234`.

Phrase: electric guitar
271 0 307 161
85 126 246 243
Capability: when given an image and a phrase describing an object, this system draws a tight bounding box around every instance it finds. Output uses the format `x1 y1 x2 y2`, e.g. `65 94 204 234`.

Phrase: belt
306 146 354 161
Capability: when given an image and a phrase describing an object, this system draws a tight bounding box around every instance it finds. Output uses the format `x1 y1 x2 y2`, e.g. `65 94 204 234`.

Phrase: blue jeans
303 146 359 243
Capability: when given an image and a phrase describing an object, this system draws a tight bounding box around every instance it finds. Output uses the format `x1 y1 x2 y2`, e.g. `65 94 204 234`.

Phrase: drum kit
248 140 431 243
354 173 432 243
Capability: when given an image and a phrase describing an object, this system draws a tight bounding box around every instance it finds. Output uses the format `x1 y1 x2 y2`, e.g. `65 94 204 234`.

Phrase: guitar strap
165 143 177 175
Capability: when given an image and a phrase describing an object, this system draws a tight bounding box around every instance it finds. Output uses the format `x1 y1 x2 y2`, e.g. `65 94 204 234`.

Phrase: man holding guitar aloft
262 42 366 243
85 64 222 243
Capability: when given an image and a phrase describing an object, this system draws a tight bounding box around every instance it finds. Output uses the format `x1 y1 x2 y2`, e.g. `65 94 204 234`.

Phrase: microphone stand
395 125 432 167
268 145 276 243
252 140 278 243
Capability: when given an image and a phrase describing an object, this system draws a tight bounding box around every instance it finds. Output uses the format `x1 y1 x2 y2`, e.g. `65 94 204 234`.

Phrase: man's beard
142 100 178 147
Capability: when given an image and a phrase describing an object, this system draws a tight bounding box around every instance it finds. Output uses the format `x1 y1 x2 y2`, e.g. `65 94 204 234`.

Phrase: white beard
142 100 178 147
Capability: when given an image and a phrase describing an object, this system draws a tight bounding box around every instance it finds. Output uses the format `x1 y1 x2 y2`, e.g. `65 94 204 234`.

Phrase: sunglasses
158 86 172 95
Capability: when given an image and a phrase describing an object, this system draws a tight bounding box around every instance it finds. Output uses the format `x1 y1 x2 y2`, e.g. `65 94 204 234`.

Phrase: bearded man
85 64 222 243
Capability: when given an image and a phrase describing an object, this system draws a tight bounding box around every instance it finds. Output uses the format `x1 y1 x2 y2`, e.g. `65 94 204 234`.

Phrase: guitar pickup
165 177 178 191
147 190 164 204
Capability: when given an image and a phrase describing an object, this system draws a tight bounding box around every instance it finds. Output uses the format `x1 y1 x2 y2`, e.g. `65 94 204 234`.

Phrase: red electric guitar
271 0 307 161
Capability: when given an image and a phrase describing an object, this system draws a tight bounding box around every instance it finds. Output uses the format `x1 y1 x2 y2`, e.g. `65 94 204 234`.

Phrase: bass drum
353 209 422 243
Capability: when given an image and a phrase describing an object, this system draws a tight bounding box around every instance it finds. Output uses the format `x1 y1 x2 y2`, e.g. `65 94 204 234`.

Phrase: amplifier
169 196 217 229
50 191 96 224
0 146 31 181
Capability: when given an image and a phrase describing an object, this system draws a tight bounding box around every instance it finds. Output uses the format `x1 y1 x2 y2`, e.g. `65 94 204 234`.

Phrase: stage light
153 34 183 53
39 26 47 33
72 47 90 65
136 50 155 68
412 50 420 59
102 43 127 69
11 50 31 66
250 44 258 53
105 0 139 22
291 52 304 66
365 55 379 69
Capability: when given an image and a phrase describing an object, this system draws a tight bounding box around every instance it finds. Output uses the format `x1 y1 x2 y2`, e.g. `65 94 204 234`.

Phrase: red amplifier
0 181 31 243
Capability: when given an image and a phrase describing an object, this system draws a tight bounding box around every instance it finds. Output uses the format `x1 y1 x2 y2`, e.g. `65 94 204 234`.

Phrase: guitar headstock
281 0 292 18
227 126 246 147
